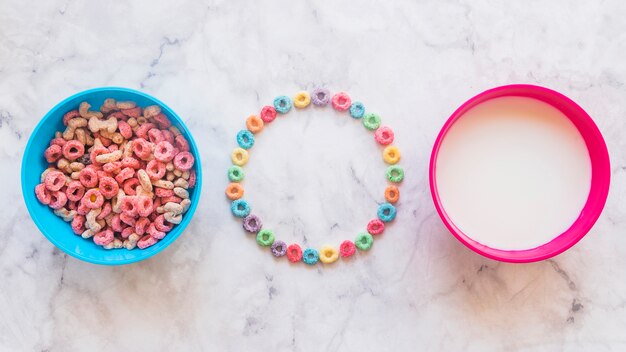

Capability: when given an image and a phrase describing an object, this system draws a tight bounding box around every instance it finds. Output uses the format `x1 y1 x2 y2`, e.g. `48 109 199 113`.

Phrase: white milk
435 96 591 250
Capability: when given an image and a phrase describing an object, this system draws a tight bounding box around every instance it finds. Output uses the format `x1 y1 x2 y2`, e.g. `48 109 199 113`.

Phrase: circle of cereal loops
225 89 405 266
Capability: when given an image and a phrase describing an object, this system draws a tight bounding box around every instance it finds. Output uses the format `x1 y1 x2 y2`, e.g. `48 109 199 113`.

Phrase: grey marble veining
2 0 626 351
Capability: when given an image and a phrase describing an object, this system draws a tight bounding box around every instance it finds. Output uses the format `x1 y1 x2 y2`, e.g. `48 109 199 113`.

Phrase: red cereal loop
35 184 52 204
121 157 141 169
118 120 133 139
367 219 385 235
121 226 135 238
45 171 66 192
120 196 138 217
135 196 153 217
63 110 80 125
66 181 85 202
153 141 176 162
173 151 194 171
339 240 356 257
90 146 109 165
154 215 173 232
98 176 119 199
161 130 175 145
137 235 157 249
146 159 166 179
93 229 114 246
50 138 67 147
81 189 104 209
44 144 63 163
175 135 190 152
132 138 152 160
148 128 164 144
62 140 85 161
71 215 85 235
111 214 123 232
147 223 166 240
286 244 303 263
135 123 156 139
260 106 277 123
115 167 135 184
374 126 395 146
120 212 136 226
121 107 142 118
135 217 150 235
155 188 174 198
331 92 352 111
123 178 139 195
153 113 171 128
49 191 68 210
97 202 112 220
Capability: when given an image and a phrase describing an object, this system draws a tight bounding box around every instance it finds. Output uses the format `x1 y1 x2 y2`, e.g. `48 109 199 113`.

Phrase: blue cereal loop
349 102 365 119
236 129 255 149
377 202 397 222
231 199 251 218
302 248 319 265
273 96 292 114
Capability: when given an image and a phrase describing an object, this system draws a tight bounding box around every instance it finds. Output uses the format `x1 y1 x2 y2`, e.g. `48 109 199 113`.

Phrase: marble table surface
2 0 626 351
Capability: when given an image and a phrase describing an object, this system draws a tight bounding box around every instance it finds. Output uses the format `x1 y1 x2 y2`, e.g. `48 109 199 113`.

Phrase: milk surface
435 97 591 250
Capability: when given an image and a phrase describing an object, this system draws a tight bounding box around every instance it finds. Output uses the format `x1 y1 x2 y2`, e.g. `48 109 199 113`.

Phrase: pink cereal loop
81 189 104 209
160 195 182 204
132 138 152 160
44 145 62 163
367 219 385 235
115 167 135 184
137 235 157 249
188 170 197 188
154 141 176 162
135 123 156 139
103 161 122 174
121 157 141 169
374 126 395 146
50 138 67 147
173 151 194 171
66 181 85 202
63 110 80 125
93 229 114 246
121 226 135 239
49 191 68 210
155 188 174 197
111 214 123 232
147 223 166 240
120 212 136 226
98 176 119 199
123 178 139 195
148 128 164 144
97 202 112 220
135 196 154 217
35 184 52 204
90 146 109 165
71 215 85 234
331 92 352 111
118 120 133 139
146 159 166 179
175 135 190 152
45 171 66 192
153 113 171 128
162 130 175 145
62 140 85 161
154 215 173 232
120 196 138 217
135 217 150 235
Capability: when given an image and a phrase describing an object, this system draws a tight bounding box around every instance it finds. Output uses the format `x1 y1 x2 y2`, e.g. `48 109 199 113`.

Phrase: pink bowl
429 84 610 263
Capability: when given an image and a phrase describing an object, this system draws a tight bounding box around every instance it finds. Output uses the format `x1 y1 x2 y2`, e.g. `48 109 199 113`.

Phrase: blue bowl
21 87 202 265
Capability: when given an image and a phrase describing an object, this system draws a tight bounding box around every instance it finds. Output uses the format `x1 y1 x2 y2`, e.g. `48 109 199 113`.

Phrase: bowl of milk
429 84 610 262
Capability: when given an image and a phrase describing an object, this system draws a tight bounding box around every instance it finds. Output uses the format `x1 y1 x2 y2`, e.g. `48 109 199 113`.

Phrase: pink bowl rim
429 84 611 263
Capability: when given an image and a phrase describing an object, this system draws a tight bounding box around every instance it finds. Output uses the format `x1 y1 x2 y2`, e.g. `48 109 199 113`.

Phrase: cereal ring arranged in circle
349 102 365 119
246 115 264 134
231 199 250 218
256 229 275 247
293 91 311 109
154 141 176 162
386 165 405 183
355 233 373 251
287 244 303 263
302 248 319 265
383 145 401 164
260 106 277 123
273 96 292 114
62 140 85 161
228 165 244 182
384 185 399 203
231 148 249 166
319 246 339 264
311 87 330 106
367 219 385 235
243 214 262 233
374 126 395 146
377 203 396 222
271 240 287 257
331 92 351 111
66 181 85 202
225 183 244 200
339 240 356 258
173 151 194 171
82 189 104 209
236 130 255 150
363 113 381 131
45 171 66 192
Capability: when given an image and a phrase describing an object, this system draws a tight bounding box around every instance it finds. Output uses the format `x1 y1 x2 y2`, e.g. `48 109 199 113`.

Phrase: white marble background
1 0 626 351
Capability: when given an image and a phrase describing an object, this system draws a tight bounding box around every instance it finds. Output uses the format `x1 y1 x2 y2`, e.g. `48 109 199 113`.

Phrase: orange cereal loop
246 115 264 134
225 183 244 200
384 185 400 203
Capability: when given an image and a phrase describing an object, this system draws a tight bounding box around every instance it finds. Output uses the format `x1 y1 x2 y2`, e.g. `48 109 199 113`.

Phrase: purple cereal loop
271 240 287 257
311 88 330 106
243 214 262 233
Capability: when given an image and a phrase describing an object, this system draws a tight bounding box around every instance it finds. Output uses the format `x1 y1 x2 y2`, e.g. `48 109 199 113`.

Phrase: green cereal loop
363 113 381 130
386 165 404 183
228 165 244 182
257 229 275 247
355 233 373 251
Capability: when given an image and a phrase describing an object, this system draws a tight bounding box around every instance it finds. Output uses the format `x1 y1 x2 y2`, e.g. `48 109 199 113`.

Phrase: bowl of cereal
21 87 202 265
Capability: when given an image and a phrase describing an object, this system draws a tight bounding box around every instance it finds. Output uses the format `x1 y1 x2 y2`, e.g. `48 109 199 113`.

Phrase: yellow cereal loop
293 91 311 109
319 245 339 264
231 147 249 166
383 145 401 165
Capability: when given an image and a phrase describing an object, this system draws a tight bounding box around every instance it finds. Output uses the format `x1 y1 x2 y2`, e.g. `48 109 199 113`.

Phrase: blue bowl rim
20 86 202 265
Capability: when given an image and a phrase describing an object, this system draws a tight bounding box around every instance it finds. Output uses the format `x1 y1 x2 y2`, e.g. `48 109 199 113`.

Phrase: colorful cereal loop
287 244 303 262
293 91 311 109
349 102 365 119
302 248 319 265
225 183 244 200
339 240 356 257
355 233 373 251
386 165 404 183
257 229 275 247
383 145 401 164
377 203 397 222
231 148 249 166
384 185 400 203
363 113 381 130
231 199 251 218
331 92 352 111
273 96 292 114
228 165 244 182
236 130 255 150
246 115 264 134
319 246 339 264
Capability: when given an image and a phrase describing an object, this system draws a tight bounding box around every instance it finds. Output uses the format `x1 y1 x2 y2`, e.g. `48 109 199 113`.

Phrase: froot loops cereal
225 89 405 266
34 99 196 250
